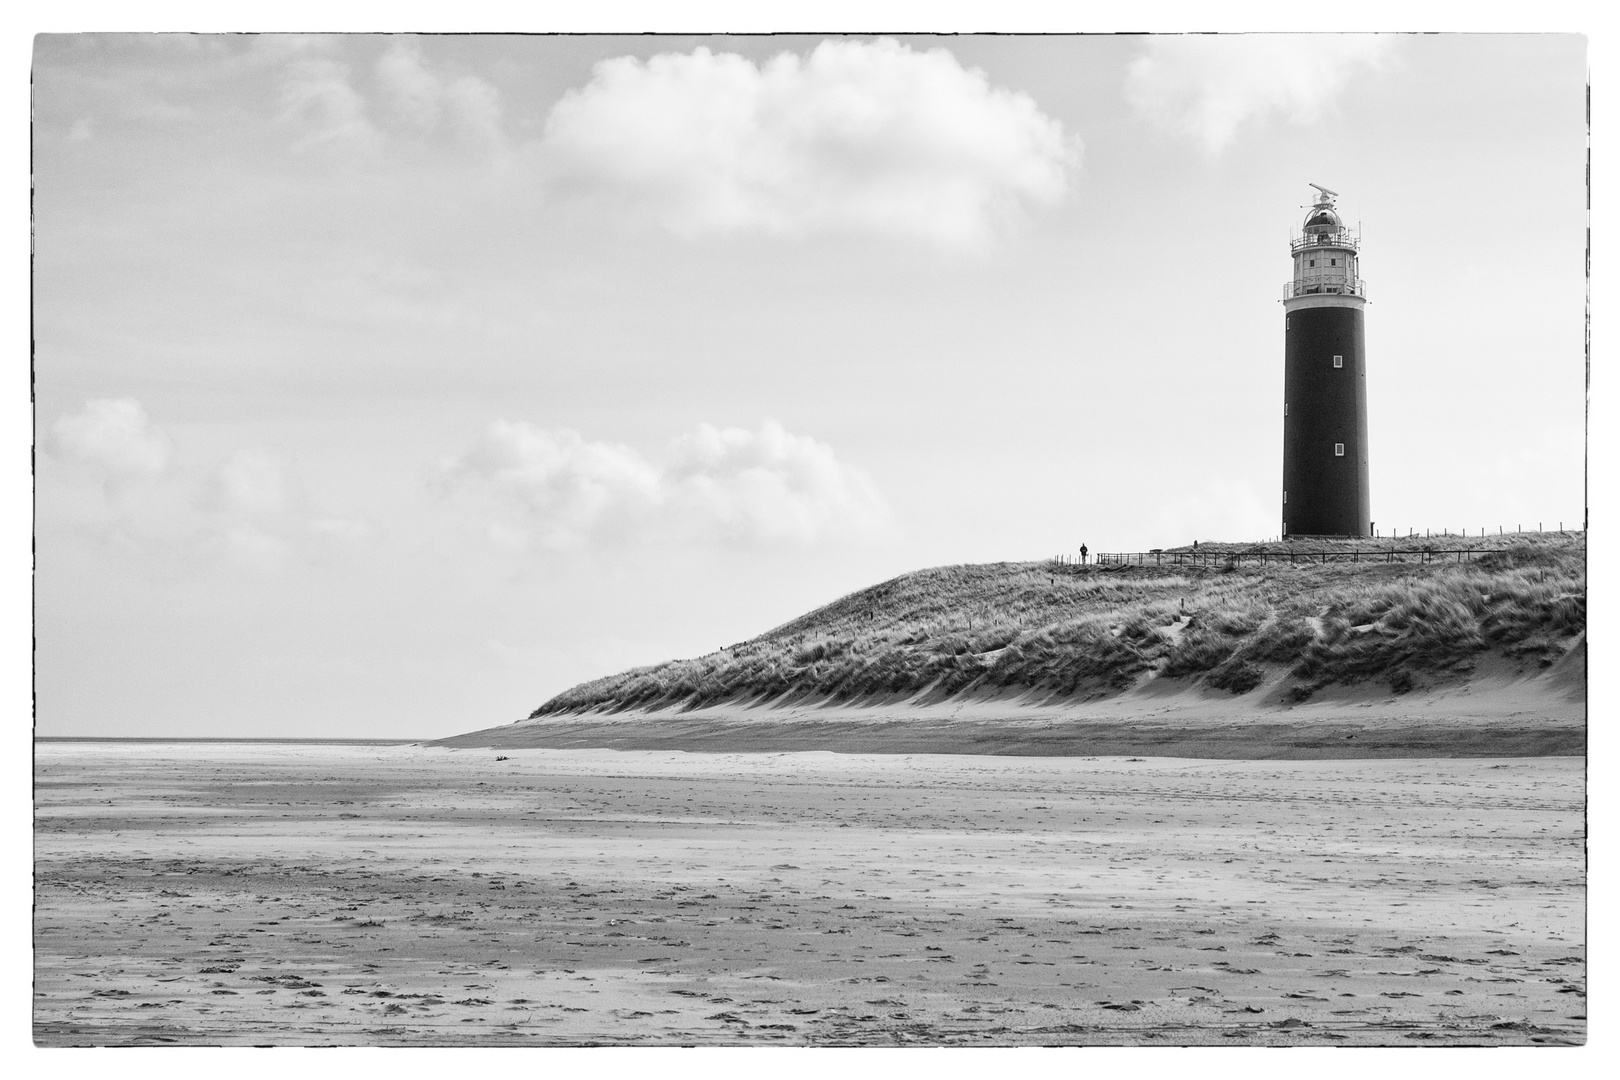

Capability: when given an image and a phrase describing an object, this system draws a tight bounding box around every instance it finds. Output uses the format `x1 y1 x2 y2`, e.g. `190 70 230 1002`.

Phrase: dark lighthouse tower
1281 183 1371 538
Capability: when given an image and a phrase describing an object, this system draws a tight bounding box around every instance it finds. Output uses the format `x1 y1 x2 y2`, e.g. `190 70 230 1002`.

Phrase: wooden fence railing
1051 547 1512 569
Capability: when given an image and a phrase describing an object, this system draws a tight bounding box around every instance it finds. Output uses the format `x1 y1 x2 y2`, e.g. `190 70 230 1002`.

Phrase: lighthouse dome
1304 206 1342 232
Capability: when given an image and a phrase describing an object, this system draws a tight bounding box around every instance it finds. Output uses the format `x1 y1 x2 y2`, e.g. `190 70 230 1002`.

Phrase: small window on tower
1284 403 1288 416
1283 491 1288 504
1333 355 1343 368
1331 258 1338 266
1335 443 1345 457
1309 260 1316 267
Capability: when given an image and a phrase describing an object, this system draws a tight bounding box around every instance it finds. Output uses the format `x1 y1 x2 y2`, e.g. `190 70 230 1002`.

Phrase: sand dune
442 667 1584 758
34 741 1584 1046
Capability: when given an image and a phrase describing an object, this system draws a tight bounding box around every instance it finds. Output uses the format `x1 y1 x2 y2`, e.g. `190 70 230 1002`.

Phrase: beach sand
34 741 1585 1046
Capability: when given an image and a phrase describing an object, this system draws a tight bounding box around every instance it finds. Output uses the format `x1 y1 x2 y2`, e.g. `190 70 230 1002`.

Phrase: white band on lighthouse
1283 293 1368 312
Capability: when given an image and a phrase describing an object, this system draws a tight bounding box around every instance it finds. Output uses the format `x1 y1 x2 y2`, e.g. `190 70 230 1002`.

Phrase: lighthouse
1281 184 1371 538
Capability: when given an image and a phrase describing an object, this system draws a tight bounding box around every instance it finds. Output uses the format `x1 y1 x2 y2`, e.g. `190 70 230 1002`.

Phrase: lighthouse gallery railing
1282 279 1368 300
1290 233 1360 255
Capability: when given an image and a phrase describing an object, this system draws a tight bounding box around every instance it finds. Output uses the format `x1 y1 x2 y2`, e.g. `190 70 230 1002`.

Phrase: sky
31 32 1589 739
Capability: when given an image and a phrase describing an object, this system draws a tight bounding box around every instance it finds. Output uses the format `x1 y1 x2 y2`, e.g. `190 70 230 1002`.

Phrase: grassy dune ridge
531 533 1585 717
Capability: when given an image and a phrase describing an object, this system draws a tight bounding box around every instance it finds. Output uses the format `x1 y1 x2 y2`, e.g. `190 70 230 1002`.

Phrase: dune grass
531 532 1585 716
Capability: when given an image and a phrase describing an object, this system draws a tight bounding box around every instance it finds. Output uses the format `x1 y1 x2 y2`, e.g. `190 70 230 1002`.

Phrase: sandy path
34 742 1584 1046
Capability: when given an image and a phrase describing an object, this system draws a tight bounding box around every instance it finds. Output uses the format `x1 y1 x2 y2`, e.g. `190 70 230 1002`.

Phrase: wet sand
34 741 1585 1046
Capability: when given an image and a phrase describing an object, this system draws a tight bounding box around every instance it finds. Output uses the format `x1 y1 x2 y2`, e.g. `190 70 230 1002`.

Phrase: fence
1052 523 1577 570
1120 548 1501 568
1051 546 1539 570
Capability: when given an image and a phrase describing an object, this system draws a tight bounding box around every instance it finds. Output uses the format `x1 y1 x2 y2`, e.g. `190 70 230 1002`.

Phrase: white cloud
279 57 379 151
441 422 661 548
664 421 890 544
321 253 467 330
201 525 292 574
275 40 506 152
441 419 891 549
43 399 372 574
1125 35 1391 155
46 398 171 488
375 43 444 131
540 38 1079 248
200 451 294 519
374 42 504 145
307 516 374 549
444 75 503 145
191 452 374 571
